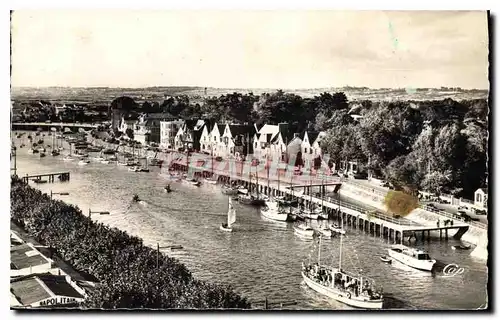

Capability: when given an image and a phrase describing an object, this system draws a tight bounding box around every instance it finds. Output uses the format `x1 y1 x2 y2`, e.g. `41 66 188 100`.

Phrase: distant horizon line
11 85 489 91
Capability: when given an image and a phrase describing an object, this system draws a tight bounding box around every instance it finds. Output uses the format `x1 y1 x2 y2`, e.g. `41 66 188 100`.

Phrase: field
11 86 489 105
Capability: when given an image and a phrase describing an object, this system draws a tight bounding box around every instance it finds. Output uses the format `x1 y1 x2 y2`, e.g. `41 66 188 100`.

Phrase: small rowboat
380 256 392 264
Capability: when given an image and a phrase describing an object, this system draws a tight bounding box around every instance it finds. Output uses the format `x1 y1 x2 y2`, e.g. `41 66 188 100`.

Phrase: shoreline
13 131 489 258
10 176 251 309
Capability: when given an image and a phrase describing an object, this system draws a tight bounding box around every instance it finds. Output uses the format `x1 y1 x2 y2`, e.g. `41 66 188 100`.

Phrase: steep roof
184 119 197 131
304 131 320 145
216 124 226 134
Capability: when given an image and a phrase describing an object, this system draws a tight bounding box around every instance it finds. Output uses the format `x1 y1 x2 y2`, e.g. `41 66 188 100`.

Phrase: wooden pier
169 155 469 243
22 172 71 184
194 166 469 243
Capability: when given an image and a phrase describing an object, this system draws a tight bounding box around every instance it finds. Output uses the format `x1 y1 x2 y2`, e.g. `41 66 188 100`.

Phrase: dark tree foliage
10 178 250 309
321 97 488 198
109 96 138 117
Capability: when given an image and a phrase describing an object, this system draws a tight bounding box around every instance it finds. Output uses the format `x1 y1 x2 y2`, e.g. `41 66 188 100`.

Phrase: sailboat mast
321 177 324 209
227 197 231 226
309 160 313 209
318 234 322 263
339 193 343 271
256 163 259 196
266 150 270 194
289 175 293 215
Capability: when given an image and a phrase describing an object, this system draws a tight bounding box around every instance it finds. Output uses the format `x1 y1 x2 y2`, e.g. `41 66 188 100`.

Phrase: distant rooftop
11 273 84 306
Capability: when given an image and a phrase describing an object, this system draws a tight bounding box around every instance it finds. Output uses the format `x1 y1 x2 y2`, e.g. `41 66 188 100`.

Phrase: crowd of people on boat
303 263 382 300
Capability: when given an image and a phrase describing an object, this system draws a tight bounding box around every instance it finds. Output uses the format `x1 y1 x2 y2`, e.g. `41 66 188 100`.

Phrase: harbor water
11 145 488 310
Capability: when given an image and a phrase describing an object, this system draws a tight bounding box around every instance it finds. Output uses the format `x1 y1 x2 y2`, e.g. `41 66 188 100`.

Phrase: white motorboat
329 223 346 235
261 201 290 222
184 178 201 187
100 159 111 164
220 197 236 232
93 156 105 162
302 216 384 309
78 159 90 166
205 178 218 185
293 223 315 238
300 207 320 220
63 156 74 161
237 187 249 195
387 245 436 272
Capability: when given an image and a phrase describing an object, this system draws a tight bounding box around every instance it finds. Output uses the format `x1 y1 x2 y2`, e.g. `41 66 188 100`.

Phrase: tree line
10 177 250 309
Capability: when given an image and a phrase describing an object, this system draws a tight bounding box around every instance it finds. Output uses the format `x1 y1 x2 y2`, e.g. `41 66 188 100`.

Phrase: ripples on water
12 144 488 310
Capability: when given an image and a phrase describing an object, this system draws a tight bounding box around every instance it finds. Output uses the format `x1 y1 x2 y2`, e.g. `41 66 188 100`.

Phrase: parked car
426 203 438 211
460 212 480 222
474 209 487 215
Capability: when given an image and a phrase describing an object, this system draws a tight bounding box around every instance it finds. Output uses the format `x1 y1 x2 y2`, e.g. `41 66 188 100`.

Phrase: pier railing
319 195 420 226
421 204 487 229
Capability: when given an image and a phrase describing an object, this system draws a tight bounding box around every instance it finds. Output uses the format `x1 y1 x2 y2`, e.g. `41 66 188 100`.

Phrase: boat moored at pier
388 245 436 271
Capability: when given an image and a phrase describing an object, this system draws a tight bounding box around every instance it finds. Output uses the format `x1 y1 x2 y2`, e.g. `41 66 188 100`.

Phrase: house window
304 147 308 154
214 136 216 142
476 194 482 203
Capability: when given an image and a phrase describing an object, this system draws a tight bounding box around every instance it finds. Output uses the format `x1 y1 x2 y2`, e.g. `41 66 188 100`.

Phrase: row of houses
168 120 327 164
10 231 93 308
115 114 329 165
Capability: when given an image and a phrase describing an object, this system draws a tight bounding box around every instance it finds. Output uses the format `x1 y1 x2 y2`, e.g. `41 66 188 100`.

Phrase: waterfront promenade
11 144 489 309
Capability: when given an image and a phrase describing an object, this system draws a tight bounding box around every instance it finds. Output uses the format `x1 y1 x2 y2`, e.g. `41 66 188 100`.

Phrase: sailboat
239 164 266 206
51 132 60 156
63 142 74 161
205 145 218 184
220 197 236 232
301 202 384 309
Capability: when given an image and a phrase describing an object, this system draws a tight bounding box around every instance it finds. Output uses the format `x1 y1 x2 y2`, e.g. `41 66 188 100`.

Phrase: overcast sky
11 10 489 89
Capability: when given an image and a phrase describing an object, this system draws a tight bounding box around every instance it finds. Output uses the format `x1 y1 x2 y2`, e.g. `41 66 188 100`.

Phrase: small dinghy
451 244 471 251
329 223 346 235
164 184 172 193
380 256 392 264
